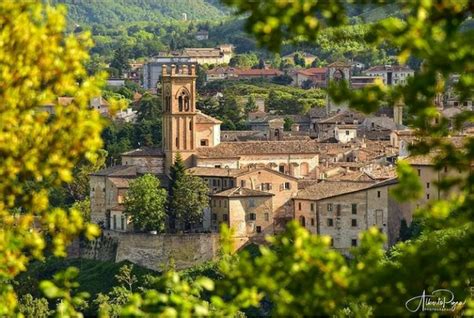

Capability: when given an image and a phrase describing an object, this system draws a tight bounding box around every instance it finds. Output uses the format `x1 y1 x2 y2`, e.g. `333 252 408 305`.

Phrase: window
261 183 272 191
240 180 246 187
427 194 430 200
176 137 179 148
298 202 302 211
229 180 234 187
311 218 315 226
223 179 227 188
256 226 262 233
351 239 358 247
284 182 291 190
417 169 421 176
351 203 357 215
311 203 315 211
212 179 217 187
327 203 333 212
249 213 256 221
426 182 430 189
103 187 106 192
264 213 269 222
336 204 341 216
212 213 217 221
215 165 221 168
377 191 381 198
444 166 448 173
279 165 285 173
200 139 209 146
299 216 306 227
113 215 117 230
189 121 192 130
223 214 228 221
330 237 334 247
346 130 350 135
327 218 334 227
249 198 255 208
351 219 358 227
121 215 125 230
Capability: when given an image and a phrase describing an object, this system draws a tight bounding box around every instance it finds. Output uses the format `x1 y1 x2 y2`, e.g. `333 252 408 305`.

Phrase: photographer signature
405 289 465 312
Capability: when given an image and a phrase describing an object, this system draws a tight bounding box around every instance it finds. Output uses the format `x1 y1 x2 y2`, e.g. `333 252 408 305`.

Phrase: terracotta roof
196 111 222 124
211 187 274 198
404 154 437 165
336 124 358 129
108 177 131 188
364 65 413 73
58 97 74 106
309 107 327 118
122 147 164 157
235 69 282 76
187 167 242 177
90 165 137 177
295 178 399 200
183 48 222 58
196 140 320 158
296 67 327 76
319 111 366 124
296 181 374 200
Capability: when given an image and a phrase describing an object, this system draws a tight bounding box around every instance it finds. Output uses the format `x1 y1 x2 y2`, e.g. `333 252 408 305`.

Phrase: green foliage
244 95 257 113
137 92 162 121
40 267 90 316
124 174 167 232
169 155 209 231
18 294 52 318
390 160 423 202
229 53 259 68
71 198 92 223
283 117 294 131
170 174 209 231
0 1 106 313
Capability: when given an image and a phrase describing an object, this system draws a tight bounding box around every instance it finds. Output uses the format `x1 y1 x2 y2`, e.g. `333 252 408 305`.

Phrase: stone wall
72 231 220 271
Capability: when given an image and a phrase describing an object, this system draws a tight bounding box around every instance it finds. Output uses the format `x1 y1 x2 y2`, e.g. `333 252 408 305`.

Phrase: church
90 64 322 235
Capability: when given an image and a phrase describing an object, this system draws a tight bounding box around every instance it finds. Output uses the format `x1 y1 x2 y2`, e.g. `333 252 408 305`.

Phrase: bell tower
161 64 197 174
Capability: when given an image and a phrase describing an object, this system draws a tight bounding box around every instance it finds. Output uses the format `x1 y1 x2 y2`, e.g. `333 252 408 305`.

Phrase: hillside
53 0 230 27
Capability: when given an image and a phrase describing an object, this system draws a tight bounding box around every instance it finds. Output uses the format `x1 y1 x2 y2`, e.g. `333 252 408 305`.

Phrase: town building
363 65 414 86
206 67 282 82
293 178 410 253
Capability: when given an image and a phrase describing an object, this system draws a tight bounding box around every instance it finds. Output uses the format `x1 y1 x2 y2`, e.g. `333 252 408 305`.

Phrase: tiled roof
309 107 327 118
90 165 137 177
364 65 413 73
296 181 374 200
235 69 282 76
404 154 437 165
319 111 366 124
196 111 222 124
108 177 131 188
187 167 242 177
196 140 320 158
295 178 399 200
296 67 327 76
211 187 274 198
249 114 310 124
122 147 164 157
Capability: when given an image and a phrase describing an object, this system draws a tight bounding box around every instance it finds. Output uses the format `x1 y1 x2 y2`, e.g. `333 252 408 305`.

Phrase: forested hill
52 0 229 27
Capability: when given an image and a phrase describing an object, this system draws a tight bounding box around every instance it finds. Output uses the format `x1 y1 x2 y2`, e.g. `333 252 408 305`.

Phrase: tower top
161 64 196 77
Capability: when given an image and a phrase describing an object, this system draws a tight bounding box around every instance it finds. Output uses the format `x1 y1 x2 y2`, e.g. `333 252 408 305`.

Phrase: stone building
363 65 414 86
210 187 274 242
293 178 409 252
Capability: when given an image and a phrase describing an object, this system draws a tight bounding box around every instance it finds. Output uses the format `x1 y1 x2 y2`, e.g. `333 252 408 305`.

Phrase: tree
272 74 293 85
0 1 108 314
170 174 209 231
124 174 167 232
257 57 265 69
71 198 91 223
137 92 162 121
244 95 258 113
293 52 306 67
283 117 294 131
18 294 52 318
110 45 131 77
301 79 314 90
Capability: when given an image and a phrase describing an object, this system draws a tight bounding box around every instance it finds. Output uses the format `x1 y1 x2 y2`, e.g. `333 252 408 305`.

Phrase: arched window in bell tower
176 88 190 112
184 95 190 111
